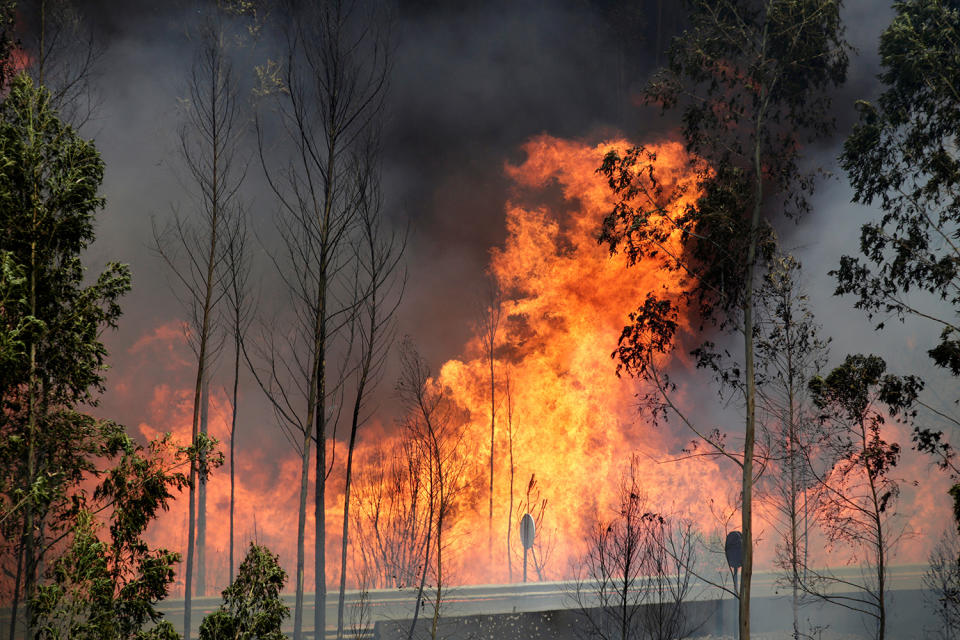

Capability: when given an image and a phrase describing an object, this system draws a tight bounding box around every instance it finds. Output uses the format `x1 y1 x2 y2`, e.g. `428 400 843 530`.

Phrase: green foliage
29 432 222 640
809 354 916 522
599 0 849 379
0 72 130 408
198 543 290 640
837 0 960 375
836 1 960 532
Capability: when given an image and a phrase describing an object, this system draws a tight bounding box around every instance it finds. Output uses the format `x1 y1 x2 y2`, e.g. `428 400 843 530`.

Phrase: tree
836 0 960 530
476 278 501 571
152 8 248 634
923 527 960 640
198 543 290 640
598 3 848 637
754 255 829 640
251 1 390 636
571 455 703 640
335 142 406 640
223 207 253 589
806 354 918 640
352 433 429 591
395 340 466 640
0 73 131 640
30 432 220 640
17 0 104 127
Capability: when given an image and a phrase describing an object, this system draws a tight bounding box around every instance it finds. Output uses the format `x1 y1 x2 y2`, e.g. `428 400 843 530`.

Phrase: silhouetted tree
806 354 919 640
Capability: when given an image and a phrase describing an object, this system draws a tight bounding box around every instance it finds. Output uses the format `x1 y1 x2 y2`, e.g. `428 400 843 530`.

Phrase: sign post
519 513 535 583
724 530 743 594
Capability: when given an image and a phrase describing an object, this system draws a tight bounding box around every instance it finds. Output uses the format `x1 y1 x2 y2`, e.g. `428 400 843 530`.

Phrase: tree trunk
229 329 239 585
337 360 370 638
292 410 313 640
197 378 209 597
506 374 515 583
488 348 495 571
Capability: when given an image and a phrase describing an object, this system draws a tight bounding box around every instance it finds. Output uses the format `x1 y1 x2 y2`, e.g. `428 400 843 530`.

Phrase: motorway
151 564 928 639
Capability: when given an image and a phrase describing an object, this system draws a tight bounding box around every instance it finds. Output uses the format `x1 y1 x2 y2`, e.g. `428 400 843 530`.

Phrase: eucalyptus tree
807 354 919 640
837 0 960 528
598 2 848 636
0 74 130 640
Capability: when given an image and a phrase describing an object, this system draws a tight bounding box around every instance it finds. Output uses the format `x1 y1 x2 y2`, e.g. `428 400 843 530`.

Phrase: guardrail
2 564 929 638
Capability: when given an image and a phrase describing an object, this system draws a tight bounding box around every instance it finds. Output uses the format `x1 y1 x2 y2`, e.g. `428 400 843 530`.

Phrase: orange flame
134 134 948 597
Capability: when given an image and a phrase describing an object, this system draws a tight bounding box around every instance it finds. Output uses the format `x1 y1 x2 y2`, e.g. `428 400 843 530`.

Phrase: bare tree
222 207 253 586
804 354 920 640
923 527 960 640
335 143 406 640
251 2 390 636
352 434 429 590
152 10 246 636
477 278 502 569
754 256 829 640
18 0 103 126
396 340 466 640
571 456 703 640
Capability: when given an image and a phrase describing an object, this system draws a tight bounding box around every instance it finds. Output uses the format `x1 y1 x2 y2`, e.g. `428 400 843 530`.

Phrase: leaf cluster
837 0 960 377
599 0 848 379
198 543 290 640
30 432 220 640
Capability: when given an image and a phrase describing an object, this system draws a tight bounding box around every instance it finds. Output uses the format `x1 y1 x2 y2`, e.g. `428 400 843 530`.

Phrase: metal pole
523 547 528 583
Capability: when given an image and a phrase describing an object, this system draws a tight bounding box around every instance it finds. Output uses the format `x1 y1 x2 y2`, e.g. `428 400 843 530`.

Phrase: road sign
724 531 743 569
519 513 535 550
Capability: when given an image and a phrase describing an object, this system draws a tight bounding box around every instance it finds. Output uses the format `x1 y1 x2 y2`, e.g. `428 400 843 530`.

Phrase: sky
15 0 957 590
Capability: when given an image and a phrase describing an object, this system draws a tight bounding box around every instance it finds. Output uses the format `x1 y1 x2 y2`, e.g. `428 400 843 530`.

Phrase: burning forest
1 2 958 640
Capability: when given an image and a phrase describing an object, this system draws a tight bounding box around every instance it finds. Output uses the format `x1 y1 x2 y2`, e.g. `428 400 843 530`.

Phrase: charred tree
251 2 390 636
152 11 246 636
335 140 406 639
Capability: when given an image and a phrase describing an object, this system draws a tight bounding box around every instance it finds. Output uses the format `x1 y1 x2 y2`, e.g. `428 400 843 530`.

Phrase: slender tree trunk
488 347 495 571
229 329 239 585
863 424 887 640
506 373 515 583
8 534 24 640
197 378 209 597
786 302 800 640
408 492 433 640
20 235 37 640
314 232 329 640
431 455 444 640
293 403 314 640
338 358 371 638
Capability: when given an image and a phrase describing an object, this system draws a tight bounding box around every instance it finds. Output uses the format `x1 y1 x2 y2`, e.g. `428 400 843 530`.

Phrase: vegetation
2 2 960 639
198 544 289 640
599 2 848 637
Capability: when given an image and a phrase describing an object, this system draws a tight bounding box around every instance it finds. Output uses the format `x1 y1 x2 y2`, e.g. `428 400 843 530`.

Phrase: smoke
17 0 952 596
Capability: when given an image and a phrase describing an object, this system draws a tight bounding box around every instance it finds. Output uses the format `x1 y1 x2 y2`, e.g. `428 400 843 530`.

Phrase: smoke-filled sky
27 0 956 589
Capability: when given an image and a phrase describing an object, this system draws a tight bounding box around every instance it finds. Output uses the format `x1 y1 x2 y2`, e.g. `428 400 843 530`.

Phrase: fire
131 134 948 598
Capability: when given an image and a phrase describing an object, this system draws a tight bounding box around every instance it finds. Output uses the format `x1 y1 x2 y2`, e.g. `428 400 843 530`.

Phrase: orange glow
134 135 947 597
